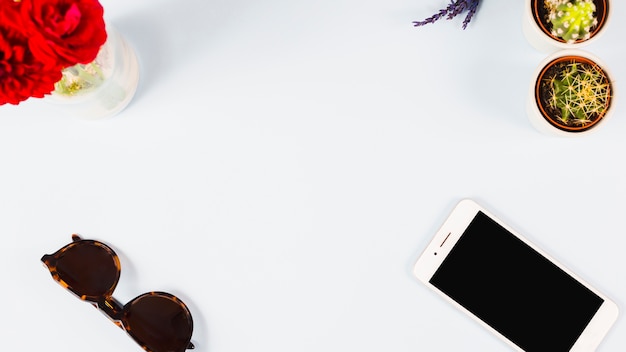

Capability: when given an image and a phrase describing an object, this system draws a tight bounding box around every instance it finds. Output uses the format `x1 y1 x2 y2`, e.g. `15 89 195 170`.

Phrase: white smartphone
413 199 618 351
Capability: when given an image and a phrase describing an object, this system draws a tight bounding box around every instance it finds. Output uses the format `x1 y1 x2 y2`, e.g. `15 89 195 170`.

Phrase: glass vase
46 24 140 120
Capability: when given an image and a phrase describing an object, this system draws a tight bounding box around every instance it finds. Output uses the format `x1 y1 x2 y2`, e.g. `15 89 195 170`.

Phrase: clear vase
46 24 140 120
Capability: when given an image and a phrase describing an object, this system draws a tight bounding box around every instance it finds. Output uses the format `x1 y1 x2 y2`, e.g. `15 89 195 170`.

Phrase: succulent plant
413 0 480 30
545 60 610 125
548 0 598 43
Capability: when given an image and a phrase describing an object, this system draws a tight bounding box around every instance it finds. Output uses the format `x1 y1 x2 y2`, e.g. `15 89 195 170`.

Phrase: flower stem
54 62 105 96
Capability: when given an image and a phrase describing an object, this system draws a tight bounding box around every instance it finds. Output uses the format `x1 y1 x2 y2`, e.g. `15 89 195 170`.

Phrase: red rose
0 26 63 105
0 0 22 29
19 0 107 67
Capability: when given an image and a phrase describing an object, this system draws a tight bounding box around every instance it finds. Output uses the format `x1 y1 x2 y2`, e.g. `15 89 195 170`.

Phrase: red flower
0 0 22 30
19 0 107 67
0 26 63 105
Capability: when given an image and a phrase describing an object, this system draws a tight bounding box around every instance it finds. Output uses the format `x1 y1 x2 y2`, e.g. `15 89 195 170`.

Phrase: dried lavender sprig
461 0 479 29
447 1 468 20
413 0 480 30
413 7 451 27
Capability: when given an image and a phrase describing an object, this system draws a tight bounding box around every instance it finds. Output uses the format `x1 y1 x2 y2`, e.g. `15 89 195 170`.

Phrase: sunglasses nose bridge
97 296 125 327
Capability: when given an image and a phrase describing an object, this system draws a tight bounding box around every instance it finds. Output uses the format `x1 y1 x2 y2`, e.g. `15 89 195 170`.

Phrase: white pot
522 0 611 52
527 50 615 136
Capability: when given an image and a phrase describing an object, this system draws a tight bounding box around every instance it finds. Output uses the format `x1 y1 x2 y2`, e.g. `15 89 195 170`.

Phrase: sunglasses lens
54 242 119 298
124 293 193 352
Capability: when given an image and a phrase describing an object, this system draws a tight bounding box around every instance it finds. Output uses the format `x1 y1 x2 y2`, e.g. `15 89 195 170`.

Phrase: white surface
2 1 625 351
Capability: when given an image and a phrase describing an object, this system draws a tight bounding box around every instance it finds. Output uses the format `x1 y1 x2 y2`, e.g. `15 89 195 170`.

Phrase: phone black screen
430 211 603 352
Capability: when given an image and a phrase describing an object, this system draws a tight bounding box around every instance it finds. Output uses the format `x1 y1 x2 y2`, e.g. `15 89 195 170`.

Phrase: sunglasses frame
42 234 195 352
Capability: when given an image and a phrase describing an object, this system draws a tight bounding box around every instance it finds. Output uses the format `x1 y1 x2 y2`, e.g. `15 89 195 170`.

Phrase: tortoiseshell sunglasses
42 235 195 352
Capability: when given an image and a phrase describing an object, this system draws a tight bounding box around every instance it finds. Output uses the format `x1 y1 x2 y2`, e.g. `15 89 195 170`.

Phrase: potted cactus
527 50 614 135
523 0 610 51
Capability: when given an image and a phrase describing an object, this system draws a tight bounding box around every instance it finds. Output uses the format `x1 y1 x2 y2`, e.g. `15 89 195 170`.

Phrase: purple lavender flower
413 0 480 30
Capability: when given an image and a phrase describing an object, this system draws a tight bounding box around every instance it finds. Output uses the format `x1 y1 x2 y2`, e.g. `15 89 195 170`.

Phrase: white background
2 0 625 351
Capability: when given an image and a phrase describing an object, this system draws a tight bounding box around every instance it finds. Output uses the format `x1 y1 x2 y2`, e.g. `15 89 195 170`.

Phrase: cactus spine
546 60 610 125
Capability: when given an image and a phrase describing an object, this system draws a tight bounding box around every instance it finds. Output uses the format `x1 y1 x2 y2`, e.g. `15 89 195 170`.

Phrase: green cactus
548 0 598 43
546 61 610 126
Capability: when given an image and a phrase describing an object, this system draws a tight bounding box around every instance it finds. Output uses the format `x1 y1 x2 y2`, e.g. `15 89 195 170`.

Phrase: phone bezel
413 199 619 351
